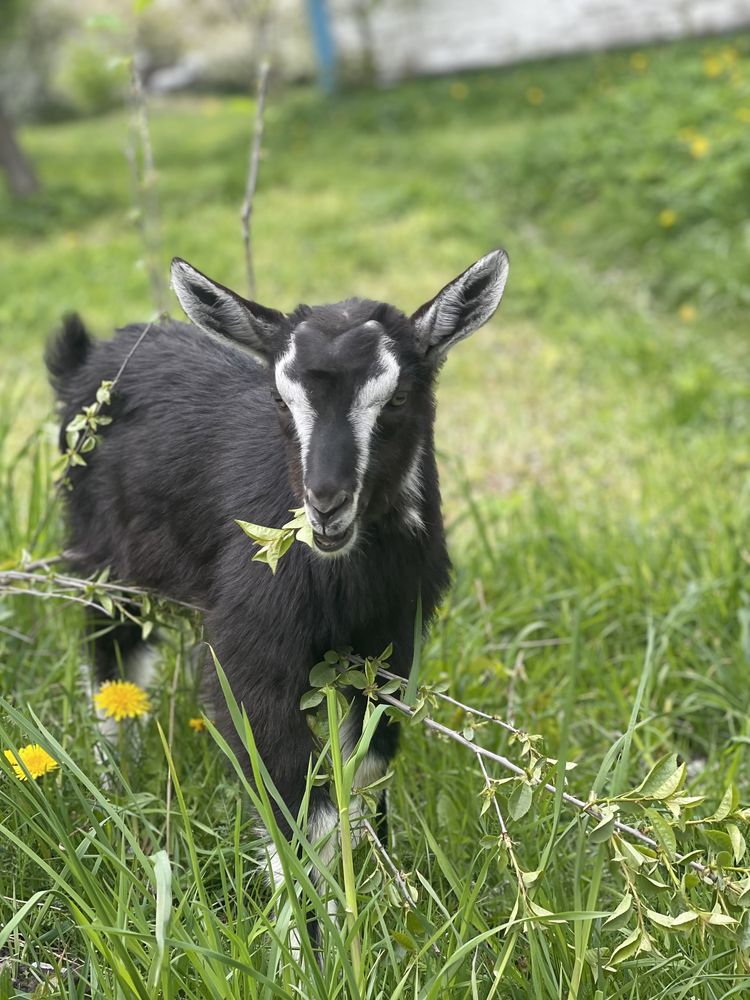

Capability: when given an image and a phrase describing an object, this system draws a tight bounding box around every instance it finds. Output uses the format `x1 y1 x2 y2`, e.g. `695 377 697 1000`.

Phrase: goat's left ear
411 250 509 362
170 258 285 366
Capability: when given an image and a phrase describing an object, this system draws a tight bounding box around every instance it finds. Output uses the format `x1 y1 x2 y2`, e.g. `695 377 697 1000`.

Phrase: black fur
46 249 508 902
47 316 449 828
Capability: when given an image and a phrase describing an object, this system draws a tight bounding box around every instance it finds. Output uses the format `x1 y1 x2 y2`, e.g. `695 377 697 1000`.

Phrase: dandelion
188 717 206 734
630 53 648 72
94 680 150 722
526 86 544 106
658 208 677 228
449 81 469 101
689 135 709 158
678 304 697 322
704 56 723 78
4 744 59 781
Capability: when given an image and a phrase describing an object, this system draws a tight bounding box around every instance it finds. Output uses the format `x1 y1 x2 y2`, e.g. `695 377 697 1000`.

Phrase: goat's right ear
170 258 285 366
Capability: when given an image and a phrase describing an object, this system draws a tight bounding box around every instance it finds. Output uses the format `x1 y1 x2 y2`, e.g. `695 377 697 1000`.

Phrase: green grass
2 30 750 998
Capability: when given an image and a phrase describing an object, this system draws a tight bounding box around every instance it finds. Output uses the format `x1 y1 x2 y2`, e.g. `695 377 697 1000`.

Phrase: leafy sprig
235 508 314 573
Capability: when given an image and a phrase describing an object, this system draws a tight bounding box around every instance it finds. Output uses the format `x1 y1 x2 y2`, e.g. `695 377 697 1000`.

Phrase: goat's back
48 318 294 604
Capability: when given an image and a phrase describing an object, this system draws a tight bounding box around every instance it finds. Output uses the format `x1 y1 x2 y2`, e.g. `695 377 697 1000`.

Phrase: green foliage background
1 29 750 999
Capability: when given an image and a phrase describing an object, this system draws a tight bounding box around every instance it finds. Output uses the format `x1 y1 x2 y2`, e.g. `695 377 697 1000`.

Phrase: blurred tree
0 0 40 197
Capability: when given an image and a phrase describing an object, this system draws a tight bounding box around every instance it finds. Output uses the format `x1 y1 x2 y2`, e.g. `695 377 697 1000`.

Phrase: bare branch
240 60 271 299
374 685 721 885
128 62 167 314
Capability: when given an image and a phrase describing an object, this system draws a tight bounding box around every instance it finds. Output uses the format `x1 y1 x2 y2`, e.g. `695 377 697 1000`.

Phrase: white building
326 0 750 82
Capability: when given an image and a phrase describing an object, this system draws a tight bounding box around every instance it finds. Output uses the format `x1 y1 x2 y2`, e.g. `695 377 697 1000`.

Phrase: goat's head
171 251 509 556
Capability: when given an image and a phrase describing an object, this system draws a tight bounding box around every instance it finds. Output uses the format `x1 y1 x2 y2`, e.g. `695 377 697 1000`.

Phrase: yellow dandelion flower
704 56 723 78
736 107 750 123
658 208 677 228
689 135 709 158
526 86 544 106
188 717 206 733
94 680 150 722
4 744 59 781
449 81 469 101
678 304 697 322
630 53 648 72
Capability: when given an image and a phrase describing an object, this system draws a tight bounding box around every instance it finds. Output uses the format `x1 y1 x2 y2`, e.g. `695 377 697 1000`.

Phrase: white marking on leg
127 644 160 689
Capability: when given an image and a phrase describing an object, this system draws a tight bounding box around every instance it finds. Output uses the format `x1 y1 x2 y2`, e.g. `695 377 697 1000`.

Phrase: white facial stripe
349 341 400 488
275 339 316 474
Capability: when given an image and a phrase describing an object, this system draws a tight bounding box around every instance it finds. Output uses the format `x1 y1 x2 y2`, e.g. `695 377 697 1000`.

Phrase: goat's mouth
312 523 355 555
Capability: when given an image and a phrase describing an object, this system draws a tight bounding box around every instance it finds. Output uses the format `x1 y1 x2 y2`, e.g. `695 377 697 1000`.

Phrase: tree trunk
0 103 40 198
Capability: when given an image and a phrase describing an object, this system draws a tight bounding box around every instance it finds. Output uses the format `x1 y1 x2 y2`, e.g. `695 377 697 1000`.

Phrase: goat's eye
272 391 287 410
388 390 409 408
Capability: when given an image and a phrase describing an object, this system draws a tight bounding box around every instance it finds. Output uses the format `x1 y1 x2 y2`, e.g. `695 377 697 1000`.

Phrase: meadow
1 30 750 998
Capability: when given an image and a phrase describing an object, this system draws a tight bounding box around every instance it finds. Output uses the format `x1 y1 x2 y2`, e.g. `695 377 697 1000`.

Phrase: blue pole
306 0 337 94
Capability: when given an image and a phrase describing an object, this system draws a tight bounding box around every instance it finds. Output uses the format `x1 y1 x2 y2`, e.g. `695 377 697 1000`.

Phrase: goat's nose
306 489 352 525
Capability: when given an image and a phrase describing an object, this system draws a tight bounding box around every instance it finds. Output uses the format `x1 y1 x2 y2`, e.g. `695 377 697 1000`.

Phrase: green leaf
645 807 677 861
735 878 750 907
636 753 685 800
704 829 733 856
613 836 647 870
608 927 643 966
589 808 617 844
392 930 418 952
704 785 737 822
728 823 746 863
377 678 402 695
309 662 336 687
704 909 737 928
235 519 287 543
295 520 314 548
509 781 533 821
300 690 324 710
603 893 632 932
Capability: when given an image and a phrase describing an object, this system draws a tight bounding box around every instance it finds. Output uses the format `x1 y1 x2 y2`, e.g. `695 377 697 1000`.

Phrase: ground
1 31 749 999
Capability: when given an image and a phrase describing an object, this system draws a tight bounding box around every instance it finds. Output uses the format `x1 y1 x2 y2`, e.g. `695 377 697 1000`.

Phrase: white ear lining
415 250 509 357
170 259 274 365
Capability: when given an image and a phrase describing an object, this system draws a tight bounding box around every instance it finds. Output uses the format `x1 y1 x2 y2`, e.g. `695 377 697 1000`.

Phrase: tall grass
2 29 750 999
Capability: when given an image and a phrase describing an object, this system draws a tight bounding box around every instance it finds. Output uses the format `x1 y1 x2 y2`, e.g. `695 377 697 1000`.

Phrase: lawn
1 30 750 998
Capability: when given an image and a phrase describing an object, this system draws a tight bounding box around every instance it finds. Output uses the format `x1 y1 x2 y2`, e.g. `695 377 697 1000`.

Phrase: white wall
330 0 750 81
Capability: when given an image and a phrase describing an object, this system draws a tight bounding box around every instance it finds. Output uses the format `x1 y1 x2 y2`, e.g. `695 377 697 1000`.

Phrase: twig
476 753 528 904
28 317 158 555
375 686 720 885
240 60 271 299
0 570 203 614
128 62 167 313
362 818 441 957
376 664 518 737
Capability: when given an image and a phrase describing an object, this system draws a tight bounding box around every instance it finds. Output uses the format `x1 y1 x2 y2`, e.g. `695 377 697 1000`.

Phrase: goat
45 249 509 933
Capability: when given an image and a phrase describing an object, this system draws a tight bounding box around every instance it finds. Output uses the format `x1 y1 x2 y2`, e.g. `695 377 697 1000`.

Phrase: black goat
46 250 509 913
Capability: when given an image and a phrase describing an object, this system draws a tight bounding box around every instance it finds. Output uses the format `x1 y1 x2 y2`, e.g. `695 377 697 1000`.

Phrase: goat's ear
411 250 509 362
170 258 285 366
